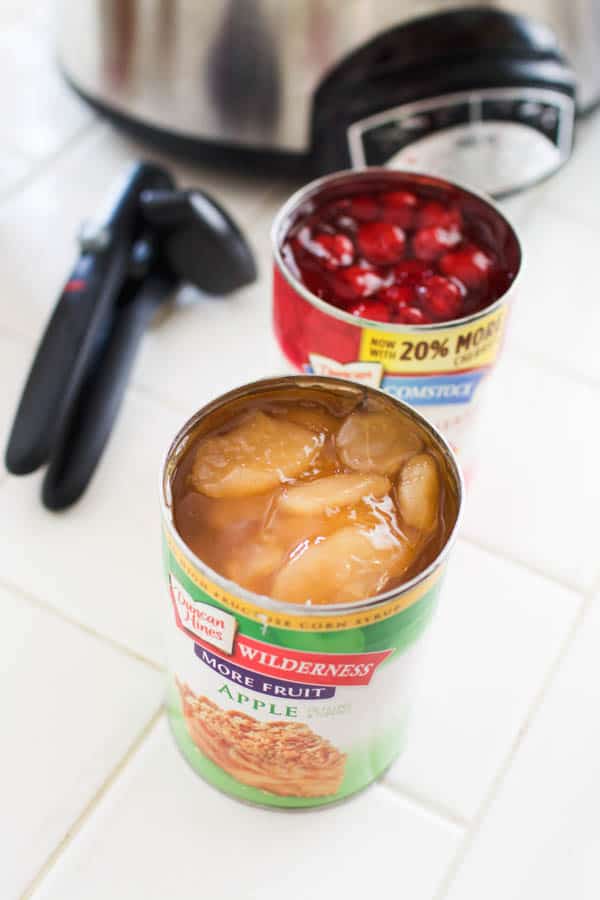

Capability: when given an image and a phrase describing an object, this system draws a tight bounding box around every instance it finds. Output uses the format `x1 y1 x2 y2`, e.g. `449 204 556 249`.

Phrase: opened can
161 375 462 808
272 169 521 477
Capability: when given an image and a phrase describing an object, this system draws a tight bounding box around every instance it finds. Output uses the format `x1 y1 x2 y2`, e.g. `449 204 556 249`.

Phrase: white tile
461 352 600 591
508 203 600 382
32 719 461 900
385 541 580 821
0 583 162 900
0 0 53 30
0 23 94 161
496 189 538 231
0 387 183 662
444 596 600 900
0 122 281 343
0 334 35 470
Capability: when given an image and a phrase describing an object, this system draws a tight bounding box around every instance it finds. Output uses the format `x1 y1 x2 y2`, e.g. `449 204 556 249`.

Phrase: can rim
160 374 464 619
271 167 522 331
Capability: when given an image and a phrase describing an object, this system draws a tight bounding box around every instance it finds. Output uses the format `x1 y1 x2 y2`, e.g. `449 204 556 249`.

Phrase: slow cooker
58 1 600 195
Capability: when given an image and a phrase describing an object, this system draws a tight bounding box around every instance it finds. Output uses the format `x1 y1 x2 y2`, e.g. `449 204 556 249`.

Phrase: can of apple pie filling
161 376 462 808
272 170 522 479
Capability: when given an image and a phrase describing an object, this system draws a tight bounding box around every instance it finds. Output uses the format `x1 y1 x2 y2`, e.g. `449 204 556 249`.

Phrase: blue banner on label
195 644 337 700
381 369 487 405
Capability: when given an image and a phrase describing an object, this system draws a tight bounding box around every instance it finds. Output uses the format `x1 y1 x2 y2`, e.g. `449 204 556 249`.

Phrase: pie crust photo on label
178 681 347 798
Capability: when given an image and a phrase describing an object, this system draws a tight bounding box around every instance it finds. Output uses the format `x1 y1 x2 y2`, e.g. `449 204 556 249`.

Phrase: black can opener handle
6 241 121 475
42 265 177 510
5 162 175 476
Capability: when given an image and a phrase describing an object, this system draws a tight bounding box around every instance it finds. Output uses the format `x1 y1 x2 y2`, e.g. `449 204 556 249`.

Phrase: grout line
380 779 469 832
433 590 590 900
460 533 587 597
0 119 99 208
0 574 165 673
20 707 165 900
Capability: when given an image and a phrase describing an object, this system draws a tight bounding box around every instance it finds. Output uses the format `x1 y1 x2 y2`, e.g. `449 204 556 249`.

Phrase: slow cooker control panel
347 88 575 197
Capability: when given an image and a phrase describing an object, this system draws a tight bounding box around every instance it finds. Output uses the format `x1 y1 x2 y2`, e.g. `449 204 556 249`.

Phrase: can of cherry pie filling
271 170 522 478
161 375 462 808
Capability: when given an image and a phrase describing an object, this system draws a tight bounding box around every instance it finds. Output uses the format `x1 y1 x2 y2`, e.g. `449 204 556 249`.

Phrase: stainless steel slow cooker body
57 0 600 194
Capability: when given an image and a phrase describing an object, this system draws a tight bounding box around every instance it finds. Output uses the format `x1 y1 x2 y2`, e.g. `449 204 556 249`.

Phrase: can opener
5 161 257 510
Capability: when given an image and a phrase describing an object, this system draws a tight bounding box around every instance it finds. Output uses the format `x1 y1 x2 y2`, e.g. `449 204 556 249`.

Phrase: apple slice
279 473 390 516
396 453 440 532
192 411 323 498
336 410 421 475
271 526 413 605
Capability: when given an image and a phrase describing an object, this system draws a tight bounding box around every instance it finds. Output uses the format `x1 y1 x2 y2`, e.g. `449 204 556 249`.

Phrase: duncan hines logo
170 575 237 655
308 353 383 388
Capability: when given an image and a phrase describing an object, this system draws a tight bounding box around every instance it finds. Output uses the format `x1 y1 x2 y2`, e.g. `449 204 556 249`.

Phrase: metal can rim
160 374 464 620
271 167 522 331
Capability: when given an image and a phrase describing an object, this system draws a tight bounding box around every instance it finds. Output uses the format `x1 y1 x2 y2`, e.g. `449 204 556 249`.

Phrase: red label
196 631 392 687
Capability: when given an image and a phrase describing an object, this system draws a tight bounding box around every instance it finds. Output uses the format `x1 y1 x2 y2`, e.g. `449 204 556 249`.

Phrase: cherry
333 265 383 300
310 232 355 269
413 226 462 262
357 222 406 265
349 194 380 221
381 190 419 228
416 275 465 321
302 268 334 302
393 259 435 283
378 283 414 309
439 244 493 288
348 300 391 322
395 307 431 325
320 199 351 218
377 284 415 306
418 201 462 230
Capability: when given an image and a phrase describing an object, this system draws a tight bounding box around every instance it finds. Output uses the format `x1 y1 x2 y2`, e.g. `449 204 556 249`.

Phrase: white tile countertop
2 6 600 900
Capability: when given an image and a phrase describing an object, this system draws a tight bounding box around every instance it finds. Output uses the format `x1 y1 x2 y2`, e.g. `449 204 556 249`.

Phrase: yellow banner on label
359 306 507 375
